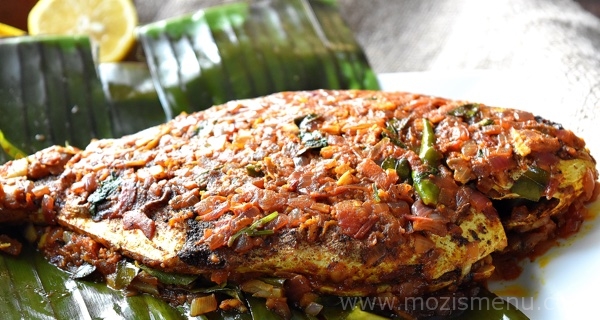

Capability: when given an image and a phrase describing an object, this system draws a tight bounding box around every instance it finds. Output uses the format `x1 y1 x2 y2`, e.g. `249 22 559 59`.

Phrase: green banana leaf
0 37 164 163
98 62 165 137
136 0 380 119
0 35 113 163
0 240 194 320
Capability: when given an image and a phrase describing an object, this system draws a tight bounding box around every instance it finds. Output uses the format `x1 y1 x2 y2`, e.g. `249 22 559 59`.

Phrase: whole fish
0 90 596 316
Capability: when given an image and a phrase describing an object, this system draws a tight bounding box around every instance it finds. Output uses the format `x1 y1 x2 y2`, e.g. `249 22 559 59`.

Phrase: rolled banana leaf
0 35 113 164
136 0 380 119
0 36 166 163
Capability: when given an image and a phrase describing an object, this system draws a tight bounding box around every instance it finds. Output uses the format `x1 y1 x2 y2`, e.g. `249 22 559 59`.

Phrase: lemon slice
0 22 26 37
28 0 138 62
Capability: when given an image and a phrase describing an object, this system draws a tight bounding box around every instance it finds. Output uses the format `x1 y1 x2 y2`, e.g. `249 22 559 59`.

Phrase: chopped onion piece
190 294 218 316
240 279 284 298
304 302 323 316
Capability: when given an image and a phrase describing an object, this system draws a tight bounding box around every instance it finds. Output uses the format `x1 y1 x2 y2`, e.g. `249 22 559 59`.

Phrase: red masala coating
0 90 596 308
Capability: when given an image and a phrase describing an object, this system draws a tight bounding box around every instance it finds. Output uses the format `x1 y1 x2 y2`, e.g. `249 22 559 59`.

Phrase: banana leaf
136 0 380 119
0 241 192 320
98 62 165 137
0 36 164 163
0 35 113 163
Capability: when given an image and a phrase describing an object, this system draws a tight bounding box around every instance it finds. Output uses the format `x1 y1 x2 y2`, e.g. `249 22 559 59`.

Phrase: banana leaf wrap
0 35 112 164
136 0 380 119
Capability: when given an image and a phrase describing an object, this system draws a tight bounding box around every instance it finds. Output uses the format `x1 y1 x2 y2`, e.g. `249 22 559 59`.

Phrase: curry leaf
448 103 480 119
87 173 121 219
299 130 328 150
382 118 408 148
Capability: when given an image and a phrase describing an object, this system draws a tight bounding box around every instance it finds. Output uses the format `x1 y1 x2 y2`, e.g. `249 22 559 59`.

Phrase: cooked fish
0 90 596 310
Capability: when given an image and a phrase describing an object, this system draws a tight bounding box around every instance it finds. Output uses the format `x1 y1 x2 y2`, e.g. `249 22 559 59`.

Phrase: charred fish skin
0 90 596 298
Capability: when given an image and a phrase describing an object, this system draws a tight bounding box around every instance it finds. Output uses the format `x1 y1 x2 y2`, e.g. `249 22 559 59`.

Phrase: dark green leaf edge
136 0 379 118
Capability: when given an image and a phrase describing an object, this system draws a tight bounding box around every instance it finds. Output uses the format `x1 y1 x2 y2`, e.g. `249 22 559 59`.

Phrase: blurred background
3 0 600 70
2 0 600 129
3 0 599 78
3 0 600 76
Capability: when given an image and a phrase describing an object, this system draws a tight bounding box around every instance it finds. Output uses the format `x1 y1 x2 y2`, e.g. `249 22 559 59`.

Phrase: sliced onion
409 216 447 235
0 235 22 256
413 233 435 254
411 200 434 217
240 279 284 298
190 294 218 316
468 188 495 216
218 299 248 312
5 158 28 178
487 150 514 172
266 297 292 319
241 279 273 293
23 224 37 243
461 140 478 157
253 287 284 298
472 264 496 281
129 271 159 296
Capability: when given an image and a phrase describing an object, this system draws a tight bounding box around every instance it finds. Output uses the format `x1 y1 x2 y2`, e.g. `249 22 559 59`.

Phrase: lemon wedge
0 22 26 37
28 0 138 62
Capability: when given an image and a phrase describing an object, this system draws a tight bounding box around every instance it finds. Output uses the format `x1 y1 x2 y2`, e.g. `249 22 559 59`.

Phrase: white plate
378 71 600 319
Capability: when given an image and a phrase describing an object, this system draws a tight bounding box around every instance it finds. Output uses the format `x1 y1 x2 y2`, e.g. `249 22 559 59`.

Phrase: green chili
477 118 494 126
246 163 264 177
381 157 412 183
448 103 480 119
228 212 279 247
418 118 440 166
413 119 441 205
112 261 139 290
412 171 440 206
138 264 198 286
